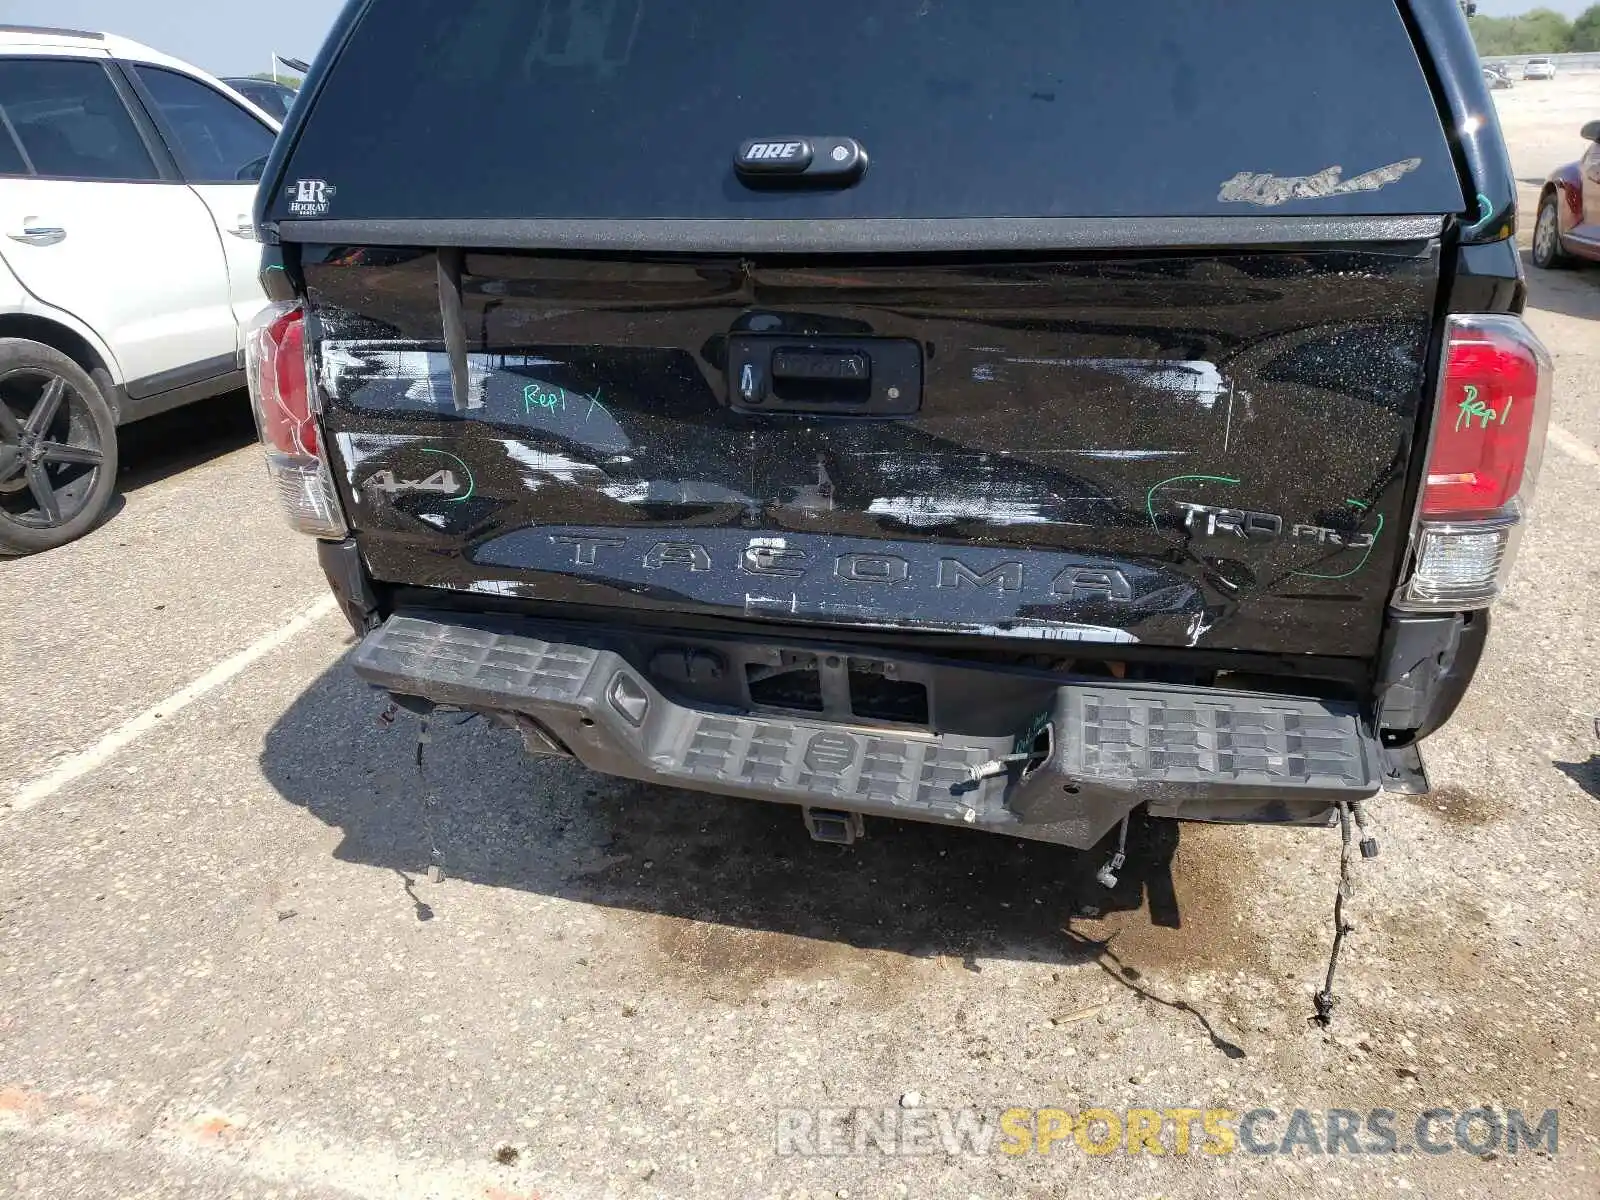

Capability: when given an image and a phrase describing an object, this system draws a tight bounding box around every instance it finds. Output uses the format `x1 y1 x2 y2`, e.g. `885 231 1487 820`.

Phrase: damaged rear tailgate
264 0 1468 657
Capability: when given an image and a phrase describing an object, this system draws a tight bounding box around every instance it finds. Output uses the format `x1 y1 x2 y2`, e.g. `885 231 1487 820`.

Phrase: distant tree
1519 6 1576 49
246 72 303 87
1470 16 1512 54
1469 7 1574 54
1572 4 1600 51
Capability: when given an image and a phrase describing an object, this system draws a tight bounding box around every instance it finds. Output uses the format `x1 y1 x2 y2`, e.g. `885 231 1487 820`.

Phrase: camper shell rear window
269 0 1464 224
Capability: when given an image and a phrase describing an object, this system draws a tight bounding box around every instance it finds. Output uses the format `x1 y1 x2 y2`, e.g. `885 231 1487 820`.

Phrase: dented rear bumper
351 613 1384 848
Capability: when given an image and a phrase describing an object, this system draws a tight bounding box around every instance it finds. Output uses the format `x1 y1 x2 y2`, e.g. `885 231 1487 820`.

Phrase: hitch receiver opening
803 807 865 845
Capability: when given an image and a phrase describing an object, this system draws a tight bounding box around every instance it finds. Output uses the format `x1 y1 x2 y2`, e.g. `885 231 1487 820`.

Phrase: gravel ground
2 76 1599 1200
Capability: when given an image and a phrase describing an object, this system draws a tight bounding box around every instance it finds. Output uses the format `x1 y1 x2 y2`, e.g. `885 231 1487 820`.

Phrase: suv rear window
271 0 1463 224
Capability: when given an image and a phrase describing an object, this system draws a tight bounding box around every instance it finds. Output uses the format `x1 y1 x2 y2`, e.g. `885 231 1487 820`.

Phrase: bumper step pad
352 615 1382 848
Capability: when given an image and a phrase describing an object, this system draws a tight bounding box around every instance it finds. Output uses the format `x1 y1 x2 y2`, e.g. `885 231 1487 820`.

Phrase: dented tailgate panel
303 243 1440 656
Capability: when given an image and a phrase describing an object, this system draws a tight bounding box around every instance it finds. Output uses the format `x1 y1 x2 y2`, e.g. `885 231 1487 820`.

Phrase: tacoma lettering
938 559 1024 593
543 534 1135 604
836 554 910 585
644 541 713 572
1052 568 1135 603
744 545 809 577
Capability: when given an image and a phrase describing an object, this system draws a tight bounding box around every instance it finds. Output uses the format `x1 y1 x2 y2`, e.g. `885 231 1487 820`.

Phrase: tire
1531 194 1572 271
0 338 119 556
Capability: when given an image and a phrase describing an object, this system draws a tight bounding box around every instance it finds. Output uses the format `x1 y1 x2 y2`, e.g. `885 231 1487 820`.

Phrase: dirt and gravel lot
3 76 1599 1200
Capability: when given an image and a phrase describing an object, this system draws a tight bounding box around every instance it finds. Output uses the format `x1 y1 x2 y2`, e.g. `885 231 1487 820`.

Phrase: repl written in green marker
522 382 612 421
523 382 569 413
1455 383 1511 433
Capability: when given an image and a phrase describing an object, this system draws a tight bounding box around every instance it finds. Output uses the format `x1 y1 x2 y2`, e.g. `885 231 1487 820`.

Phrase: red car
1533 119 1600 268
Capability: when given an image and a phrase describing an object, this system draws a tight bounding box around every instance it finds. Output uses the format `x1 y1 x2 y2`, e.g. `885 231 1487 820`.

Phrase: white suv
0 24 279 554
1522 58 1557 81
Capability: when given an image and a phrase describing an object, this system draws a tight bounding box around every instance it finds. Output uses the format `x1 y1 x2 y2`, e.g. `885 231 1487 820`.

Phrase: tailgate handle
727 334 921 416
771 349 870 383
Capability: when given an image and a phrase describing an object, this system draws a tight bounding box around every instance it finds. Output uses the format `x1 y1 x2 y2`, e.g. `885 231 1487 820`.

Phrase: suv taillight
1398 314 1551 610
245 302 347 538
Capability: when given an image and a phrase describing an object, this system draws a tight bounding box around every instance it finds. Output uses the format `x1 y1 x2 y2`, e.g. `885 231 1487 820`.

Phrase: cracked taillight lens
1398 315 1550 610
245 302 347 538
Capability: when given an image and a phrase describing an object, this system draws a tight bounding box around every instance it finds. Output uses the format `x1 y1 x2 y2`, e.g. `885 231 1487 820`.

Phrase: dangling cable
1097 814 1131 889
1313 801 1357 1027
414 715 444 883
964 751 1037 784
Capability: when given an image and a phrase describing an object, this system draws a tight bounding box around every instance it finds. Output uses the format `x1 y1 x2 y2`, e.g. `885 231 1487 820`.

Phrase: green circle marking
1145 474 1241 530
418 447 475 503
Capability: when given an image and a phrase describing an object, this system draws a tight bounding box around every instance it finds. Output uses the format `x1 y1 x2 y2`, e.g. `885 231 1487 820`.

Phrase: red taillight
247 304 318 457
245 301 347 538
1397 314 1551 612
1421 320 1544 517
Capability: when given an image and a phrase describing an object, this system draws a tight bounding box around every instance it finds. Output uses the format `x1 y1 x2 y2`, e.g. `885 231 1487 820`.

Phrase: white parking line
1547 422 1600 469
3 595 337 817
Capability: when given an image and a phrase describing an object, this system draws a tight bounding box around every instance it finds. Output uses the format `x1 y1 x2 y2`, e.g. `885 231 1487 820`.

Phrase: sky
1 0 1594 78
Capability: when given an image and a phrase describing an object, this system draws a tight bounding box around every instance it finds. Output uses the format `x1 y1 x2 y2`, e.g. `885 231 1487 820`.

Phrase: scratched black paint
302 243 1441 655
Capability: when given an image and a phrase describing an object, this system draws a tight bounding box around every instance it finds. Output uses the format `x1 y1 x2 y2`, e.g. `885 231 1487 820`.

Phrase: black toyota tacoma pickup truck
246 0 1549 854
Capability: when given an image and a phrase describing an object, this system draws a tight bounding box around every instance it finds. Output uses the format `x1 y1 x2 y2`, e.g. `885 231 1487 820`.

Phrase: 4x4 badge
362 450 475 503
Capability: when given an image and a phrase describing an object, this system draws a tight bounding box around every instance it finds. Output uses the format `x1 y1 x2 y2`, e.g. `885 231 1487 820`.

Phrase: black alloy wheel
0 339 119 555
